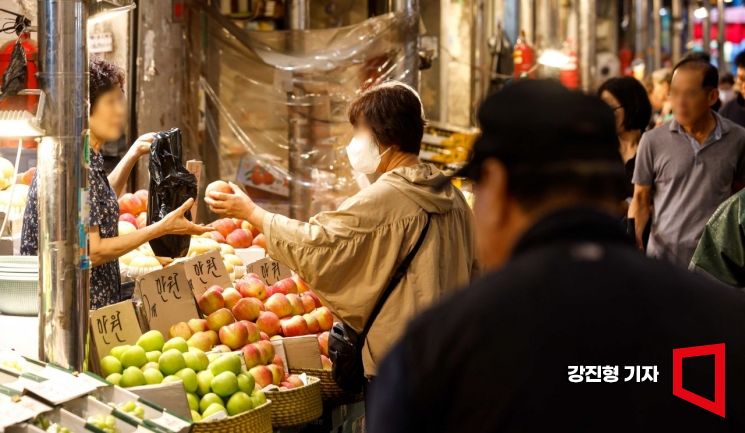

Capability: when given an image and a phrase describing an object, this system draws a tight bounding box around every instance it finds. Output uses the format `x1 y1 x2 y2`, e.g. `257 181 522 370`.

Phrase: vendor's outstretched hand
205 182 255 220
158 198 211 236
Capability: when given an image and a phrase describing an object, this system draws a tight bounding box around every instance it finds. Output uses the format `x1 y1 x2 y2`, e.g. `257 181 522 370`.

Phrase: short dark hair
673 53 719 90
348 82 425 154
597 77 652 132
735 51 745 69
89 57 124 114
720 72 735 86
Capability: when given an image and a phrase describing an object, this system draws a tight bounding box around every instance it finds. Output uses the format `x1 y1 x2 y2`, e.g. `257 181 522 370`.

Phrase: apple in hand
312 306 334 331
207 308 236 331
232 297 262 322
222 288 242 309
206 180 233 195
198 287 225 315
219 322 249 350
285 294 305 316
235 277 267 300
264 293 293 318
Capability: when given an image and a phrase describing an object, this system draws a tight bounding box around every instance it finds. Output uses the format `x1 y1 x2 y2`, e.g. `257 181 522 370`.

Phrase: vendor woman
21 57 210 309
207 81 476 377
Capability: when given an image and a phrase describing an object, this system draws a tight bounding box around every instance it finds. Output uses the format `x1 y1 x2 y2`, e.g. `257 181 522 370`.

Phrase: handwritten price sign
247 257 291 285
89 301 142 362
136 267 199 336
183 251 232 298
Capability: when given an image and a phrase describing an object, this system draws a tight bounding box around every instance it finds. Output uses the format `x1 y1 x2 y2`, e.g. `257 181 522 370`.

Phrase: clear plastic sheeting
184 8 417 221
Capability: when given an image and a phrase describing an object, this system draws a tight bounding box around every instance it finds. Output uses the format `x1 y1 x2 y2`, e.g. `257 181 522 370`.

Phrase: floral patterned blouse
21 151 121 309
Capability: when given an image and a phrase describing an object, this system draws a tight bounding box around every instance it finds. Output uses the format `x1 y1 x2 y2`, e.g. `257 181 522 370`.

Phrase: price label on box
24 375 98 406
247 257 291 285
90 301 143 363
182 251 232 298
136 267 200 336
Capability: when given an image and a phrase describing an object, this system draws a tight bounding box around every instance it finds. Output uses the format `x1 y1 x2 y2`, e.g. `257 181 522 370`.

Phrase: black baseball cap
450 79 622 184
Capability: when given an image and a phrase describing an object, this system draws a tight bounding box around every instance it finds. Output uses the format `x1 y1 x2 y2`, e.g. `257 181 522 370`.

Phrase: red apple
317 331 329 357
204 330 219 346
134 189 148 204
226 228 253 249
286 375 304 389
248 365 273 389
235 277 267 300
252 233 267 249
187 318 209 333
222 288 242 309
169 321 192 340
256 311 280 337
118 213 137 227
206 180 233 196
240 320 260 343
267 364 283 385
18 167 36 185
269 278 297 296
232 297 262 322
210 218 237 238
311 307 334 332
259 332 269 341
265 293 293 318
118 193 145 215
293 275 310 293
208 284 224 294
255 340 275 365
201 231 226 243
321 355 332 370
242 343 262 369
197 287 225 315
187 331 213 352
304 291 322 308
285 294 305 316
280 315 309 337
300 294 316 314
213 344 231 353
303 313 321 334
206 308 235 331
272 355 285 372
136 212 147 229
219 321 248 350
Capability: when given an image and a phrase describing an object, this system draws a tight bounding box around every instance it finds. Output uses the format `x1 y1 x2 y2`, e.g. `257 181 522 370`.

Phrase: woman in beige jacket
206 81 476 376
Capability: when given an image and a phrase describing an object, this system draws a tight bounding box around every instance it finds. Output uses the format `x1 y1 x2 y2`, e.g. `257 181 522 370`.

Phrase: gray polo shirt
633 112 745 267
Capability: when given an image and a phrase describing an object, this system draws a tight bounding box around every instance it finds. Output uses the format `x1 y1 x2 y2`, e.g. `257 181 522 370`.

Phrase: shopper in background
719 72 736 106
649 68 672 126
720 51 745 127
367 79 745 433
629 56 745 268
21 58 209 309
206 81 476 377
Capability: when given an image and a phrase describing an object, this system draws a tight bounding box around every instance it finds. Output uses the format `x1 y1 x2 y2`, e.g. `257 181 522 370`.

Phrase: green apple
162 375 182 385
105 373 122 385
120 366 146 388
199 393 224 413
176 368 198 393
121 345 148 369
137 330 165 352
100 355 122 376
145 351 162 363
202 402 226 419
190 410 201 422
109 345 130 361
237 372 255 394
226 391 253 416
159 349 186 375
183 350 209 372
196 370 213 396
162 337 189 353
142 361 160 372
211 371 238 398
186 392 199 411
251 389 266 407
143 368 164 385
209 353 241 376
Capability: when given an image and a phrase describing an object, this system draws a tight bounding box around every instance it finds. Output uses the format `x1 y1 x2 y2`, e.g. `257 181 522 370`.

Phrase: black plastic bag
0 41 27 100
147 128 197 258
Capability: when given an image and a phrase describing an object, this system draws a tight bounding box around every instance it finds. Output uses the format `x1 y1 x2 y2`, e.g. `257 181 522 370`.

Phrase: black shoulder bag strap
360 213 432 344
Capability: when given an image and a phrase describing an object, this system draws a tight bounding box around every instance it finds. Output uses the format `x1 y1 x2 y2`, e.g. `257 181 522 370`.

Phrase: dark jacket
720 94 745 128
368 208 745 433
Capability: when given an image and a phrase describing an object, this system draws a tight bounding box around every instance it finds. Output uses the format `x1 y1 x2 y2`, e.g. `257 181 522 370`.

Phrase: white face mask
346 134 389 174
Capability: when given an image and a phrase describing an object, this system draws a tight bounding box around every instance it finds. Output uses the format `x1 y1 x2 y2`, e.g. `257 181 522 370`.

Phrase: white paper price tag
24 375 97 405
153 413 191 431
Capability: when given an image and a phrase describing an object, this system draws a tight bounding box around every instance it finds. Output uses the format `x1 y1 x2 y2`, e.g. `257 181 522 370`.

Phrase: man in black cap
366 80 745 432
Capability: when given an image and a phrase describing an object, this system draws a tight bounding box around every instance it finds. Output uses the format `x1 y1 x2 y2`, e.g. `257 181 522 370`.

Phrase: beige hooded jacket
262 163 476 375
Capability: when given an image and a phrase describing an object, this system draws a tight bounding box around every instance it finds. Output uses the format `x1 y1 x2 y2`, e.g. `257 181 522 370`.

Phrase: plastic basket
0 266 37 315
264 376 323 427
290 368 364 405
190 400 272 433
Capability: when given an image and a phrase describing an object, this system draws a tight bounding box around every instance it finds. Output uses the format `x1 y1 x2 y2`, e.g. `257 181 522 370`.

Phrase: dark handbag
329 214 432 393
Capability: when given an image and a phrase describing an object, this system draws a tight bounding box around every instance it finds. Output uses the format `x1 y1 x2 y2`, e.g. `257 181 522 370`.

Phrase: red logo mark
672 343 726 418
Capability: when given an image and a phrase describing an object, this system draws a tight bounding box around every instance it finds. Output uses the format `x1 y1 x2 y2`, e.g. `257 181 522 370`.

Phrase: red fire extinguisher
0 32 39 113
513 30 536 79
559 40 579 89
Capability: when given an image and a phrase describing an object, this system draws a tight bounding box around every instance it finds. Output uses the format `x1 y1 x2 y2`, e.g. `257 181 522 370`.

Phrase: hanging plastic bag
147 128 197 258
0 41 27 100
